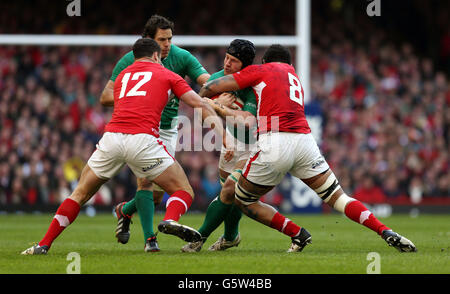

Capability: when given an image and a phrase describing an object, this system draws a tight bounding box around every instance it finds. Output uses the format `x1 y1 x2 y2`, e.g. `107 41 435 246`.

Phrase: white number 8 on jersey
288 72 304 106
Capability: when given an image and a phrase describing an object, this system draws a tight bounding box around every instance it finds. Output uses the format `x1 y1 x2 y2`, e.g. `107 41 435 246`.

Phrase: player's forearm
180 90 226 139
199 75 239 98
196 73 211 87
100 81 115 107
100 94 114 107
209 101 256 129
200 102 224 135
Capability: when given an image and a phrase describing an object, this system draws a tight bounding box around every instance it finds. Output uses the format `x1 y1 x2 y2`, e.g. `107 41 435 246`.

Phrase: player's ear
153 51 161 63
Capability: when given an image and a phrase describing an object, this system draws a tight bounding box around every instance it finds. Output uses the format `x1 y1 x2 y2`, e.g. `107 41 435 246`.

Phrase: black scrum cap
226 39 256 68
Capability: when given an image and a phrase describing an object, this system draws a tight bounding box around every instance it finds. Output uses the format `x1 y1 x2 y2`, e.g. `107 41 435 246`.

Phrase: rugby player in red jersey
199 44 416 253
22 38 232 255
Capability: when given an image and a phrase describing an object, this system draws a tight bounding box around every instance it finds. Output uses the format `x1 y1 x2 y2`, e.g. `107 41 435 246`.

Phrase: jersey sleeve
232 64 262 90
169 71 193 98
110 51 134 82
183 51 208 82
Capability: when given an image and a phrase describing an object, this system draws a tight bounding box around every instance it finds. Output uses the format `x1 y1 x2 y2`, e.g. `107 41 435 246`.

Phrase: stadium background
0 0 448 216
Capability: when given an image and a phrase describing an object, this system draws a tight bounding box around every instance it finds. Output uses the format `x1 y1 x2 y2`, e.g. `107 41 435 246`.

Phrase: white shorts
219 130 256 174
152 126 178 192
159 125 178 157
242 132 329 186
88 132 175 180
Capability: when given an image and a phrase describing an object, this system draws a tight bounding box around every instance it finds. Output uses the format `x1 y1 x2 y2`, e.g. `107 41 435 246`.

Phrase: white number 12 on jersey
119 71 153 99
288 72 304 106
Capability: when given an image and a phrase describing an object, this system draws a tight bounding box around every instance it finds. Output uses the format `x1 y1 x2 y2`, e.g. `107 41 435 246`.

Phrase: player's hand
215 92 237 109
223 133 235 162
203 97 225 112
203 97 215 107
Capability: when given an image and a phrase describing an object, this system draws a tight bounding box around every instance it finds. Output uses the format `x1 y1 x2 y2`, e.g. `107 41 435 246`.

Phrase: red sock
344 200 390 235
163 190 193 222
270 212 301 237
39 198 80 248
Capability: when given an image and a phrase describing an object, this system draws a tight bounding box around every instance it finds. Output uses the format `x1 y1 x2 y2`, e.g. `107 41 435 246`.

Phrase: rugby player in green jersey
100 15 232 252
181 39 257 252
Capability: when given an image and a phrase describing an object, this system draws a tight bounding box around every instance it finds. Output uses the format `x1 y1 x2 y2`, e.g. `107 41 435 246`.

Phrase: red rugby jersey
105 61 192 137
232 62 311 134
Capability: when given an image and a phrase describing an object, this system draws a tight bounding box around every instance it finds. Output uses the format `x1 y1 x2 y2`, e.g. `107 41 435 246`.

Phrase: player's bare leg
152 161 202 242
303 169 416 252
22 165 107 255
234 176 312 252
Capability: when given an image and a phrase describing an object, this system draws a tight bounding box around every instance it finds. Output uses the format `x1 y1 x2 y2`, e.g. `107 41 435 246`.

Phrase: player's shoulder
158 63 185 79
168 44 193 58
123 50 135 59
119 50 135 65
111 50 135 81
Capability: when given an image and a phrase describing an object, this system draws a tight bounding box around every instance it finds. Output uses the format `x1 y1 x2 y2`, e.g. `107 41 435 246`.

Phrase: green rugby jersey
209 70 257 144
110 44 208 129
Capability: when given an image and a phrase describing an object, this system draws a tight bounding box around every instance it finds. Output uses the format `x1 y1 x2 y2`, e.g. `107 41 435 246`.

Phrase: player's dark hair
142 15 175 38
227 39 256 68
262 44 291 64
133 38 161 59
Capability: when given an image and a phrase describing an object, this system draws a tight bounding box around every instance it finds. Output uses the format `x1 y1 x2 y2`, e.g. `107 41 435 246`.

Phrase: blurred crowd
0 1 449 210
310 17 449 203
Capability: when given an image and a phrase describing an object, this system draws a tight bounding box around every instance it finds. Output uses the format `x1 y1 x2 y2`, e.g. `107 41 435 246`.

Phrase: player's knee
234 182 260 206
221 181 236 204
222 171 239 201
313 172 341 202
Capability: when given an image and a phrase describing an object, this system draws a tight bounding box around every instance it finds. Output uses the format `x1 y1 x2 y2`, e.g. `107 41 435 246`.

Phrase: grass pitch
0 212 449 274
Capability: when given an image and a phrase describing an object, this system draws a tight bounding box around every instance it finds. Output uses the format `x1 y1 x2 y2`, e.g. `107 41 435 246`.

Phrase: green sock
135 190 155 241
223 204 242 241
198 195 233 239
122 197 137 216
